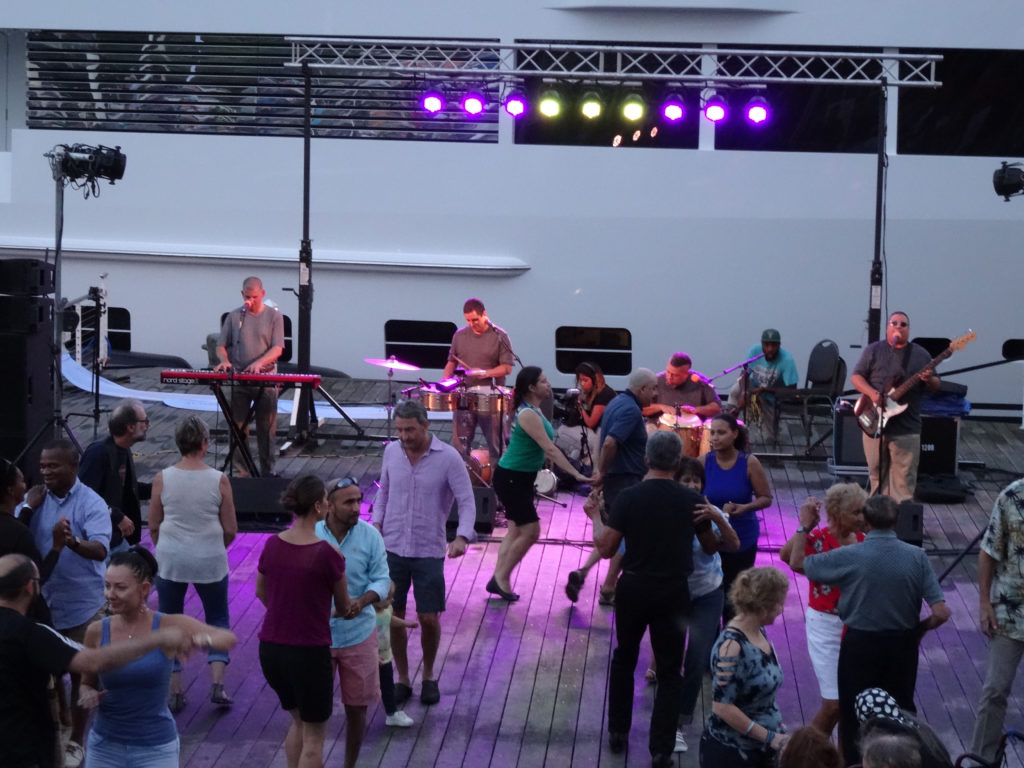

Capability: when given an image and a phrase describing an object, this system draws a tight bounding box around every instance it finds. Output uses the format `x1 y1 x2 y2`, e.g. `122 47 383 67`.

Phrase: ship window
554 326 632 376
25 31 498 144
898 49 1024 157
384 319 458 370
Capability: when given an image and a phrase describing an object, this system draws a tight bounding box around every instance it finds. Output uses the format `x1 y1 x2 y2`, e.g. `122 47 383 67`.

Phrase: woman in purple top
256 475 351 768
700 412 772 624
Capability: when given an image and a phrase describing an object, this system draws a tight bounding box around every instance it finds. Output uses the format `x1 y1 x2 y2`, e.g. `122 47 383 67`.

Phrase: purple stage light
462 94 485 116
745 96 770 125
662 102 685 122
422 93 444 114
504 95 526 118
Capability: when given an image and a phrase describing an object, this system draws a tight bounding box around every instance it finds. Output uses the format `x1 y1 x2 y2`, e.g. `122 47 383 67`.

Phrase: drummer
641 352 722 427
441 298 515 459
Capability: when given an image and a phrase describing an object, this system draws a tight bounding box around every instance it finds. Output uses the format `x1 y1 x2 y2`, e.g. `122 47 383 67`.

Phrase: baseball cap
761 328 781 343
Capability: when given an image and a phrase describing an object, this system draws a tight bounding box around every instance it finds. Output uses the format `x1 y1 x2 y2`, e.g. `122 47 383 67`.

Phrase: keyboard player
215 276 284 476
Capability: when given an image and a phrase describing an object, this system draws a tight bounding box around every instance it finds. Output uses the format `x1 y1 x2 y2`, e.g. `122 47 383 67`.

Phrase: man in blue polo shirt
316 476 393 768
23 439 110 766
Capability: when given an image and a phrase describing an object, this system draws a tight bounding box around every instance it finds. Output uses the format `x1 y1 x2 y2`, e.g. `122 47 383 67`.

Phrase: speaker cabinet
830 401 868 474
918 416 958 477
0 259 55 296
448 486 496 536
229 476 292 527
895 500 924 547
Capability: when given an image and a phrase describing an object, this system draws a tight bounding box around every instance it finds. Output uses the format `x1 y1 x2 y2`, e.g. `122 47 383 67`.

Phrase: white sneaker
385 710 414 727
673 730 688 753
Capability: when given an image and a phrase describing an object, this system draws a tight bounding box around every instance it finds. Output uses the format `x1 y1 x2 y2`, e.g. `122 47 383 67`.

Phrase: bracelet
744 720 757 735
764 729 776 749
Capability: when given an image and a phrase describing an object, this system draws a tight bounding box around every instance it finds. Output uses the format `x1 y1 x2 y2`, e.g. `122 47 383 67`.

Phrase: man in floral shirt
970 478 1024 763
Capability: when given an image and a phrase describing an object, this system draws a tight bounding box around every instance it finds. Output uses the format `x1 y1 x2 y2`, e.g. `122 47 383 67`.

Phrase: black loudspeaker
0 298 54 484
448 486 496 536
832 402 867 467
0 259 55 296
895 500 924 547
918 416 958 477
229 476 292 528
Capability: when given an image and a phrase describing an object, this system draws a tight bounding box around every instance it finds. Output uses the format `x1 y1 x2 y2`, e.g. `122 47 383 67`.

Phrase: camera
553 388 583 427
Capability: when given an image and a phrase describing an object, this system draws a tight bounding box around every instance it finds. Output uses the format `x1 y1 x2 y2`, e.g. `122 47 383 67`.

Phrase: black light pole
867 80 888 344
294 62 316 441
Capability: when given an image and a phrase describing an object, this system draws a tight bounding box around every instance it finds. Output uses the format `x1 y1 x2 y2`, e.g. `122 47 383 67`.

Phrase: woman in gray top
150 416 238 713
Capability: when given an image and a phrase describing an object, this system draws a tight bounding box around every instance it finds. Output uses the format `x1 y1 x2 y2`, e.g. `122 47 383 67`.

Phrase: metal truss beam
285 37 941 88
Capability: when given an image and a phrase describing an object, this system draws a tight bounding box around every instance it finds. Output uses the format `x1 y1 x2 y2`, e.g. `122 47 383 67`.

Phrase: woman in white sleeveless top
150 415 237 714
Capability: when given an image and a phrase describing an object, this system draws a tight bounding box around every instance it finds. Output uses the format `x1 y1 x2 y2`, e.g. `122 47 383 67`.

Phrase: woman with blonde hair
700 566 790 767
781 482 867 736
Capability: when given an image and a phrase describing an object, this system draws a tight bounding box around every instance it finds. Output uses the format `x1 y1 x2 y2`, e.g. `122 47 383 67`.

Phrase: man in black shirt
0 554 193 768
597 430 718 767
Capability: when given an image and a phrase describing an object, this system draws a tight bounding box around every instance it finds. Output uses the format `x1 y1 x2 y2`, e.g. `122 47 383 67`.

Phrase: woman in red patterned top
780 482 867 737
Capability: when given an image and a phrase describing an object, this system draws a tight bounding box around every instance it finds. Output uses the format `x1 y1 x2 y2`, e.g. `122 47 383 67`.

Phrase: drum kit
652 409 714 458
364 354 513 488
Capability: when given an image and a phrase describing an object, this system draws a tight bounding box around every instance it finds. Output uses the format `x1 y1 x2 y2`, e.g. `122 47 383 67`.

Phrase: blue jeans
85 731 178 768
679 586 725 724
155 575 231 669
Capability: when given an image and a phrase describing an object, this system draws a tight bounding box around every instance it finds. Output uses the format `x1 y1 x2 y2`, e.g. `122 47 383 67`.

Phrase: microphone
565 388 581 397
239 305 247 329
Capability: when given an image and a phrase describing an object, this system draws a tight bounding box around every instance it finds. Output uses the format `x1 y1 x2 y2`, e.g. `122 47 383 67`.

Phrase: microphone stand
714 352 767 426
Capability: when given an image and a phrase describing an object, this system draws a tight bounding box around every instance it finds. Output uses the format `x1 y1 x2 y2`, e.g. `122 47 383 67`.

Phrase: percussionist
441 298 515 460
641 352 722 428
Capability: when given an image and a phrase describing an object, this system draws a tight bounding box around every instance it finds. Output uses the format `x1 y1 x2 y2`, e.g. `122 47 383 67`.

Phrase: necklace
125 606 150 639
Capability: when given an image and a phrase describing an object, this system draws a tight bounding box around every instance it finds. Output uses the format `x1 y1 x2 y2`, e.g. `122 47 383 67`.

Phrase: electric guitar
853 331 976 438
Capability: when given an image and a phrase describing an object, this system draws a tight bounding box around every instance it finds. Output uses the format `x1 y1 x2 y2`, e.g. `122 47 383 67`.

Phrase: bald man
216 276 285 476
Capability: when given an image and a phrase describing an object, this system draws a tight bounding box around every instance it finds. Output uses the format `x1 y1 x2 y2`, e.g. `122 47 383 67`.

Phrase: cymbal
364 356 420 372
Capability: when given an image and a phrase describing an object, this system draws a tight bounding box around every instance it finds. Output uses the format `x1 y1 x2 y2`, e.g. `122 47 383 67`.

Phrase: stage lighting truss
994 161 1024 201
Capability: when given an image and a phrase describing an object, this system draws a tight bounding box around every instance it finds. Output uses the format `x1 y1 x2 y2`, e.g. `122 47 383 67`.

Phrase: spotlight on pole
461 92 485 116
661 93 685 123
503 93 527 118
745 95 770 125
49 144 126 185
538 89 563 118
580 91 604 120
621 92 646 122
422 91 445 114
993 161 1024 201
703 91 728 123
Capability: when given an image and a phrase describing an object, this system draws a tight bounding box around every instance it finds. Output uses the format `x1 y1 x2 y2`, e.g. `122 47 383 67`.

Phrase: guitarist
850 311 940 502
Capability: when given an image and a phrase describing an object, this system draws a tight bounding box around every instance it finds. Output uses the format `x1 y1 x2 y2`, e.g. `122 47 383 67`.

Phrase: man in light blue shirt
316 476 391 768
23 439 111 764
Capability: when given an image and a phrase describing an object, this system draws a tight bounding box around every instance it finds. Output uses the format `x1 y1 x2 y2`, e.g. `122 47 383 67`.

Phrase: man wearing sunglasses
373 400 476 708
79 399 152 554
851 311 940 501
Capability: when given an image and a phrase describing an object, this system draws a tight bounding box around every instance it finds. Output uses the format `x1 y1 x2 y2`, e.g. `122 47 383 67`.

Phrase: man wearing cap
727 329 799 443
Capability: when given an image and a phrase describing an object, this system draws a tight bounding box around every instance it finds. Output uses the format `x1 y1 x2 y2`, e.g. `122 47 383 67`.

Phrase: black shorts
387 551 446 615
492 465 540 526
259 641 333 723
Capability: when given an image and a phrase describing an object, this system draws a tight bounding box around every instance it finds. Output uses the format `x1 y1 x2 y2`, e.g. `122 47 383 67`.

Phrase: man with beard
727 329 799 443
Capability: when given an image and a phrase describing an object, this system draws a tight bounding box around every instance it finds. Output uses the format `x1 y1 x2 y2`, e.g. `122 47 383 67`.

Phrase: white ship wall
1 2 1022 404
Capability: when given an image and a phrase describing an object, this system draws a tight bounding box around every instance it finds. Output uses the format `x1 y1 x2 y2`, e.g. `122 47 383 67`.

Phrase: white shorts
805 606 844 700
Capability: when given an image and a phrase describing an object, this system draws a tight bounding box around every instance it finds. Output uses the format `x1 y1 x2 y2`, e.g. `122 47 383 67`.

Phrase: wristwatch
795 525 810 534
69 535 82 549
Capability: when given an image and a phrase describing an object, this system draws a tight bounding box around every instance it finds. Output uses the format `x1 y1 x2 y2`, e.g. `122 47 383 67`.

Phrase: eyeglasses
136 418 151 425
889 320 908 328
333 476 359 491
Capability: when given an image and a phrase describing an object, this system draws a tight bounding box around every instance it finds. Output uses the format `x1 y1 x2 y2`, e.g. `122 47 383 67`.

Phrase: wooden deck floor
57 370 1024 767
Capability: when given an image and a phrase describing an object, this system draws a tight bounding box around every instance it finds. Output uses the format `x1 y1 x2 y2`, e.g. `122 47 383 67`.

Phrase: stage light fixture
745 96 770 125
993 161 1024 201
538 89 563 118
461 93 485 116
580 91 604 120
422 92 445 114
53 144 126 183
504 93 527 118
703 92 728 123
661 95 685 122
621 92 646 122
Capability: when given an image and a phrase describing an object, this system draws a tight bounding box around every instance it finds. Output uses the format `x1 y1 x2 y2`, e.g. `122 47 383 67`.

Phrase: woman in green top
486 366 595 602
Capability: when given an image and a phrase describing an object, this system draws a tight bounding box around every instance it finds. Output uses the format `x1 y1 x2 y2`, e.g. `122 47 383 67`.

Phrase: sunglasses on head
333 476 359 491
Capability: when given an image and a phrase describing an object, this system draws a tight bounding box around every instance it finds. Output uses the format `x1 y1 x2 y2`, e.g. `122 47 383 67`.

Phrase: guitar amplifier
918 416 959 477
829 401 868 475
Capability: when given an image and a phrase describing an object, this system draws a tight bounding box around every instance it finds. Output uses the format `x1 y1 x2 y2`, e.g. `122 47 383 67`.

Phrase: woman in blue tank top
79 547 236 768
700 413 773 624
486 366 595 602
